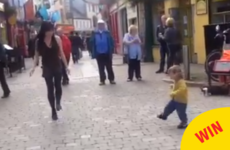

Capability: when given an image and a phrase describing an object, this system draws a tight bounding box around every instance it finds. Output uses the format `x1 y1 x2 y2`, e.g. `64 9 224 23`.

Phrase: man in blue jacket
91 20 116 85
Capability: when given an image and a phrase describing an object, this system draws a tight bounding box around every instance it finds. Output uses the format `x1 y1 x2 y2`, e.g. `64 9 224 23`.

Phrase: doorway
178 0 194 63
120 8 128 36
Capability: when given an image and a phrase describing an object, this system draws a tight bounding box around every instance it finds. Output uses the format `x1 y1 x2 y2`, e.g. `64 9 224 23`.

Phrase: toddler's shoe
177 122 188 129
157 114 167 120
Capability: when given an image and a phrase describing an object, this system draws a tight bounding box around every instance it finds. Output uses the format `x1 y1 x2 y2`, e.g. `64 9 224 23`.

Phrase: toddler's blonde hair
168 65 183 79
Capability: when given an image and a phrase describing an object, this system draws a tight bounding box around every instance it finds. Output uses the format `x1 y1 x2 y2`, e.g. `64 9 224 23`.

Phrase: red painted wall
24 0 34 21
110 12 121 54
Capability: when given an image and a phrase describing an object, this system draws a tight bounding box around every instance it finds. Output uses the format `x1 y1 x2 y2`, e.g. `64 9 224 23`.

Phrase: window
95 5 99 13
129 18 137 25
92 5 95 12
152 2 164 45
87 4 90 12
89 4 92 12
210 0 230 23
60 9 64 23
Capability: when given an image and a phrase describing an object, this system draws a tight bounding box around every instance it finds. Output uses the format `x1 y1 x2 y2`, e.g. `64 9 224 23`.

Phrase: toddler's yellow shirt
170 79 188 104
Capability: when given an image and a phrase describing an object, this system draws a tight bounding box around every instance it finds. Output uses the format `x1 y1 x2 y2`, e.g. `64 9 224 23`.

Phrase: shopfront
0 2 7 44
109 3 120 54
152 0 209 64
151 0 230 64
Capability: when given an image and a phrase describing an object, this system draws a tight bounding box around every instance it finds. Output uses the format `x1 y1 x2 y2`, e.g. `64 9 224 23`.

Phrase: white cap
97 19 105 24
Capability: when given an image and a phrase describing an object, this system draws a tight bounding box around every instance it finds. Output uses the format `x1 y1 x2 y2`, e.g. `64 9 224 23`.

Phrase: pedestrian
123 25 142 82
0 43 10 98
163 17 182 72
157 65 188 129
156 15 168 74
56 27 71 85
85 32 92 56
91 20 116 85
27 33 36 59
69 32 83 63
30 21 69 121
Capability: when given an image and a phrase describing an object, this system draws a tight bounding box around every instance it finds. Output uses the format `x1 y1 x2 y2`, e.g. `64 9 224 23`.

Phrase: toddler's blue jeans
162 100 187 123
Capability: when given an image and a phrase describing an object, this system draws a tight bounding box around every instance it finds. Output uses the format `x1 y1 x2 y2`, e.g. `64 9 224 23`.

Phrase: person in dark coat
69 32 83 63
85 32 92 56
0 43 10 98
156 15 168 74
163 17 182 71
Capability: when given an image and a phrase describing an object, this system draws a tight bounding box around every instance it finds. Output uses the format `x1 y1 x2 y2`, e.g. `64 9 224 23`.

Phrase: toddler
157 65 188 129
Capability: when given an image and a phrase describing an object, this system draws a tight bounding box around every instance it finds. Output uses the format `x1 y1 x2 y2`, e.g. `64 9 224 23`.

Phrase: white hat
97 19 105 24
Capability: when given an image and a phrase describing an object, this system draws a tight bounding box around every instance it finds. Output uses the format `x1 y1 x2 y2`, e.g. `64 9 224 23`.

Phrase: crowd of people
0 15 188 129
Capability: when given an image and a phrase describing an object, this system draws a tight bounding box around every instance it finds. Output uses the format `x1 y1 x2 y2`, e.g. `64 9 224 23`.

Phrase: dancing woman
30 21 69 120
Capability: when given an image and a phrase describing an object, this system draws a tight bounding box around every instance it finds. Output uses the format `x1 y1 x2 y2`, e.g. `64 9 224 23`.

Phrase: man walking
56 28 71 85
0 43 10 98
91 20 116 85
69 32 83 63
156 15 168 73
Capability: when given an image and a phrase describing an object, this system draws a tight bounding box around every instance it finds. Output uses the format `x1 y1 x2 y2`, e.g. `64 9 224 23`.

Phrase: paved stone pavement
0 53 230 150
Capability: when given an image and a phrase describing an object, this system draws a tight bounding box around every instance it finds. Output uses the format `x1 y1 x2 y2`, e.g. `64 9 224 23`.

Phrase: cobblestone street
0 53 229 150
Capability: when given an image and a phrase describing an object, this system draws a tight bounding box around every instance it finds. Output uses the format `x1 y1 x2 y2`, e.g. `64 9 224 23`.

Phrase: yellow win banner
181 107 230 149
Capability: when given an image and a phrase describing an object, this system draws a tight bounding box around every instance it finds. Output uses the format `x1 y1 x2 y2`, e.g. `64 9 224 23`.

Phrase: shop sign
196 0 207 15
0 2 4 12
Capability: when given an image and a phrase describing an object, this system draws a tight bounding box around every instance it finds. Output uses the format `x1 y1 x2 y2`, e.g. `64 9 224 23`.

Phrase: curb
162 78 205 87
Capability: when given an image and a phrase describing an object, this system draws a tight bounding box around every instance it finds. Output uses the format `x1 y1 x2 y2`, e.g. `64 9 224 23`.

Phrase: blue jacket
123 33 142 60
90 30 114 59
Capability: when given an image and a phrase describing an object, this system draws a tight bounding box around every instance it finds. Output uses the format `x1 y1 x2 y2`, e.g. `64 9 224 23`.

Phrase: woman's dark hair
36 21 54 42
36 21 58 51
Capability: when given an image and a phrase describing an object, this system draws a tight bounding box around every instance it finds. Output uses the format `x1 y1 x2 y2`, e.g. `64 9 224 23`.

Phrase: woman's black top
36 37 62 77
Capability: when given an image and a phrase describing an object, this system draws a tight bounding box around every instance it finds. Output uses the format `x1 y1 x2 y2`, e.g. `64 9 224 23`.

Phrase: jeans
44 71 62 114
0 63 10 94
162 100 187 123
96 54 115 82
159 44 168 71
128 59 141 80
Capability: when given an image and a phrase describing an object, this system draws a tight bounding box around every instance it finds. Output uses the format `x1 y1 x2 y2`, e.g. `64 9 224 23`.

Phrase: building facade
151 0 230 64
71 0 101 31
109 0 138 54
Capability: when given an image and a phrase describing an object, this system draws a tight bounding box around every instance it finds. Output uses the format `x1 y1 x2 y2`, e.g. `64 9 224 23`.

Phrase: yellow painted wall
164 0 178 16
152 47 160 62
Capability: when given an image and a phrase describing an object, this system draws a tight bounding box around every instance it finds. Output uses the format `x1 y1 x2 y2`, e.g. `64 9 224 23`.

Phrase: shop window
60 9 64 23
129 18 137 25
152 1 164 45
210 0 230 23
